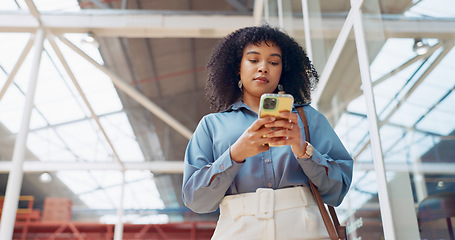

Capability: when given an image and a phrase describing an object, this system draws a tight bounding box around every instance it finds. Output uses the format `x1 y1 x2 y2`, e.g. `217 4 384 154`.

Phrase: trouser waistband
219 186 315 220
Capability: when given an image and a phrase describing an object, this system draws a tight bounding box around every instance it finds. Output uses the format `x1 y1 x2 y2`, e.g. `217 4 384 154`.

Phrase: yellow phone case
259 93 294 119
258 94 294 147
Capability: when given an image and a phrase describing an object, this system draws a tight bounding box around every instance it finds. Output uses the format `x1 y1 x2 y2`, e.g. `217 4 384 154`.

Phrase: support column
277 0 284 29
412 157 428 203
301 0 313 60
113 171 126 240
0 28 45 240
351 0 396 238
389 173 421 239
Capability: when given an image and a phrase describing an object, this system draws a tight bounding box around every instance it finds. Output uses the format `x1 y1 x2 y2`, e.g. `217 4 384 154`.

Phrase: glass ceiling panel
37 98 86 125
436 92 455 114
100 113 145 162
0 33 31 73
372 60 423 99
84 90 123 115
406 133 438 161
370 38 416 81
54 119 112 161
28 130 77 161
334 113 369 155
406 81 449 109
0 86 26 133
80 188 114 209
32 0 80 11
57 171 98 194
417 109 455 136
379 125 405 154
0 1 19 10
90 170 124 188
382 128 437 163
406 0 455 17
422 47 455 88
62 34 105 65
388 102 429 128
126 177 163 209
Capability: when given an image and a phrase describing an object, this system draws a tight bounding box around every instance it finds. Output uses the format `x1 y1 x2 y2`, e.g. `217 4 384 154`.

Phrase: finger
268 137 291 146
264 120 294 130
257 127 280 141
266 129 295 139
279 112 299 124
264 119 290 129
251 116 276 131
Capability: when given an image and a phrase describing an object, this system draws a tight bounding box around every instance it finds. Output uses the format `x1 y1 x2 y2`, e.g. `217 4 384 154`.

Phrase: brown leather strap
297 107 344 240
297 107 311 143
329 206 347 238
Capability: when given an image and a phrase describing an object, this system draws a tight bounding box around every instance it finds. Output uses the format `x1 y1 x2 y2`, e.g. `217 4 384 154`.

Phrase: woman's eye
249 59 258 63
270 62 280 66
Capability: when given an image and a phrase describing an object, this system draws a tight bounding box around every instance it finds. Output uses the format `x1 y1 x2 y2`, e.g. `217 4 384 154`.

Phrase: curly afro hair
205 25 319 112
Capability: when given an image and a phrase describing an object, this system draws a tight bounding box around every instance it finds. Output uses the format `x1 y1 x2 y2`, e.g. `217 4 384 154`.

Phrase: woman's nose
258 64 268 73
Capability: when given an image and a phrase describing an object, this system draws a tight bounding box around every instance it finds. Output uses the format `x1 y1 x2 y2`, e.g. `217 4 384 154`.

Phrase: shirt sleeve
296 106 353 207
182 116 244 213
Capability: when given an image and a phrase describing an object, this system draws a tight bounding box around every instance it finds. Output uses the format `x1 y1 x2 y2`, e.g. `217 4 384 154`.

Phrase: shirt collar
221 101 252 113
222 100 311 113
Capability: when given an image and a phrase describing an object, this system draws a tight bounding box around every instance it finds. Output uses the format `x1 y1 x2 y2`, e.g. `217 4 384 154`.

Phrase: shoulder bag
297 107 347 240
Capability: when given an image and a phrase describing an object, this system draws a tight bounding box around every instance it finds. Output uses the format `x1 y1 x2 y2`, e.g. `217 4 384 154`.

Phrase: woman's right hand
230 116 277 162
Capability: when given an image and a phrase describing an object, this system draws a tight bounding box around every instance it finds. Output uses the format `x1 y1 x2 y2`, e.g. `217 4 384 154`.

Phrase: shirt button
267 183 272 188
317 158 321 163
264 159 270 163
220 165 225 170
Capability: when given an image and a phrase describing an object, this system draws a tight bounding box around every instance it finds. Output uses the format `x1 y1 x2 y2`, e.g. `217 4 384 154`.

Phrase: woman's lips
254 77 268 83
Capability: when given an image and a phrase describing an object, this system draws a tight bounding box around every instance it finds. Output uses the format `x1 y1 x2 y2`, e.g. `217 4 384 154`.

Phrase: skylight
0 1 164 223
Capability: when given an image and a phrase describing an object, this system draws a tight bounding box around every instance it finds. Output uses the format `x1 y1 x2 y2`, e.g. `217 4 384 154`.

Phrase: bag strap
296 107 346 240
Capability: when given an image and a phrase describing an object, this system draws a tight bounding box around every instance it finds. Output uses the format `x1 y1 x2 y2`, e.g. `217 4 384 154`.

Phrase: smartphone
258 93 294 119
258 93 294 147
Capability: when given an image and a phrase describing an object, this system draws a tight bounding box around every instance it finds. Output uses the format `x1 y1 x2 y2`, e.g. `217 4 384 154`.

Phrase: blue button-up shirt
182 101 353 213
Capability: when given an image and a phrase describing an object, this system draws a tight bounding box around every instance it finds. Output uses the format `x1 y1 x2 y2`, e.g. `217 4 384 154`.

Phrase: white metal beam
0 36 34 102
0 161 453 175
0 161 184 174
0 28 45 240
253 0 264 25
354 162 455 174
351 0 396 238
312 6 355 107
47 34 126 171
301 0 313 60
57 36 194 140
0 11 254 38
0 11 454 38
0 161 452 175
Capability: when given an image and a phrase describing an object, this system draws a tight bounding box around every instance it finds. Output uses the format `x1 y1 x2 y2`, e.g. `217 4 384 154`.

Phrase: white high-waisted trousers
211 186 330 240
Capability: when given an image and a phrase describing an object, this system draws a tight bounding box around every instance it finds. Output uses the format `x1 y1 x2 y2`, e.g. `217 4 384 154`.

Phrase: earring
278 84 285 94
238 80 243 90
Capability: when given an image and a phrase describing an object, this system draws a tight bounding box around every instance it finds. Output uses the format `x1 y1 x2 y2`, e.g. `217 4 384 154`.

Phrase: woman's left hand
263 111 308 157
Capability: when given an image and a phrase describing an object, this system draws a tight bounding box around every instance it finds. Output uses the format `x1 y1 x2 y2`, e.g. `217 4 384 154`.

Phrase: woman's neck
242 94 261 113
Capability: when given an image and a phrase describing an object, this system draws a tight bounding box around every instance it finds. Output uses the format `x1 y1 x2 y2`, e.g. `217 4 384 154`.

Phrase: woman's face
239 41 283 101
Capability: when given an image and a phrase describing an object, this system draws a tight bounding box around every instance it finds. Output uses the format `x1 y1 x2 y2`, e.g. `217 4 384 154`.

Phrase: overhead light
412 38 430 55
437 181 444 189
39 172 52 183
81 31 100 48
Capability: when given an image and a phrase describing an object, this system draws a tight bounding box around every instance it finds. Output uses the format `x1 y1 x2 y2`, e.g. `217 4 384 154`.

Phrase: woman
182 25 353 239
